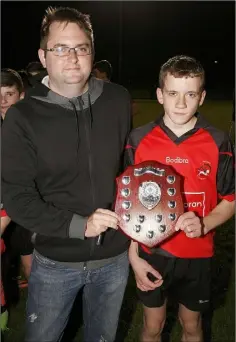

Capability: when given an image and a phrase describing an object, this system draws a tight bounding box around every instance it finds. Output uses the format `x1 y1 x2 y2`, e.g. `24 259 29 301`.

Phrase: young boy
1 69 33 280
126 55 235 342
0 68 25 120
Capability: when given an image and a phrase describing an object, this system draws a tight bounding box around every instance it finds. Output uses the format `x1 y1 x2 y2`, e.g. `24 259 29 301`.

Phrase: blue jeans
25 250 129 342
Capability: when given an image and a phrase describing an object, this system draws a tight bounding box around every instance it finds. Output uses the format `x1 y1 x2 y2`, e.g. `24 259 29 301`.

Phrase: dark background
1 1 235 98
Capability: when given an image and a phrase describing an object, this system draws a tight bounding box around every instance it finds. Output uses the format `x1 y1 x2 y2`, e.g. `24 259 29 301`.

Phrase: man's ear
38 49 46 68
156 88 164 105
20 92 25 100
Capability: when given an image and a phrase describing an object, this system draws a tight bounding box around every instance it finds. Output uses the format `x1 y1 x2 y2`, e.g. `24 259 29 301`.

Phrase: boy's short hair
159 55 205 90
93 60 112 80
1 68 24 94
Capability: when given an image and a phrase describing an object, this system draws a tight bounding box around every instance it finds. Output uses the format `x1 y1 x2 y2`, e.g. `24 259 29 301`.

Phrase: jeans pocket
34 250 57 269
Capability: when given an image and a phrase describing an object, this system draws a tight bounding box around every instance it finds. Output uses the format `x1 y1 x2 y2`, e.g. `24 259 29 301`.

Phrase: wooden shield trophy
115 160 184 248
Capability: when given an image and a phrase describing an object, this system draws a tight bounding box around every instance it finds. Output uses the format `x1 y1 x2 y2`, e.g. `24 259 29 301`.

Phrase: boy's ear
199 90 206 106
156 88 164 105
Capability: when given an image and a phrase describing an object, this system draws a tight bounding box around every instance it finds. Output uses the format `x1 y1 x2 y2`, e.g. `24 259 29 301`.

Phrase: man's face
156 73 206 126
38 22 93 91
0 85 24 119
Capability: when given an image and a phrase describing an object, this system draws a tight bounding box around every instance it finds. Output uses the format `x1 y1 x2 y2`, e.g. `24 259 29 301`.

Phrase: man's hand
85 209 120 238
175 211 203 238
130 256 163 292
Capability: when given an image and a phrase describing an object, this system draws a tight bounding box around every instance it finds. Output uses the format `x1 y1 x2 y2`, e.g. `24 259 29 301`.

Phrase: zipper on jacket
70 101 80 155
84 100 97 257
70 98 97 258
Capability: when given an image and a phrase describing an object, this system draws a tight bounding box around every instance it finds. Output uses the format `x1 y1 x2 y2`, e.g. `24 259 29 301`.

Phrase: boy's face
156 73 206 126
0 85 24 119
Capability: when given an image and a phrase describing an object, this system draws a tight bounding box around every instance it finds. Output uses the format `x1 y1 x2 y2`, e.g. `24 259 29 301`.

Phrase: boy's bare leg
141 301 166 342
178 303 203 342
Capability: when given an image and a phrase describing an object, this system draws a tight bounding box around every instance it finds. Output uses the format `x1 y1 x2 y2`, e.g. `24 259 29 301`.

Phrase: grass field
133 99 234 133
4 100 235 342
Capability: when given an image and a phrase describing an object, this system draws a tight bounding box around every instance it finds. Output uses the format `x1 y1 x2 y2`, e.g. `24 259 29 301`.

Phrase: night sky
2 1 235 95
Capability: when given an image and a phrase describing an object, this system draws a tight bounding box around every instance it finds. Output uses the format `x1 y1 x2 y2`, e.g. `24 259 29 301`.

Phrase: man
93 59 113 81
1 69 33 280
2 6 132 342
126 55 235 342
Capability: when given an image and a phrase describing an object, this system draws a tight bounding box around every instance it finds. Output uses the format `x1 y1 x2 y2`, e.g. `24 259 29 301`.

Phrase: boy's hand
130 256 163 291
175 211 203 238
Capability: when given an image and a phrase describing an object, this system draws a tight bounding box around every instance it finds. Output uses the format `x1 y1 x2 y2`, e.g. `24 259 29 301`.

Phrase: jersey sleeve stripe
219 152 233 157
125 144 135 149
218 193 235 202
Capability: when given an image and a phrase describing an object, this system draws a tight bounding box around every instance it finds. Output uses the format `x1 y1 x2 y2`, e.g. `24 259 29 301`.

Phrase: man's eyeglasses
43 45 92 57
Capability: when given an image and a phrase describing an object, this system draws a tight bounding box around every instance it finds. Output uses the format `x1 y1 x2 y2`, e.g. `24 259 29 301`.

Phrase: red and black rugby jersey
125 113 235 258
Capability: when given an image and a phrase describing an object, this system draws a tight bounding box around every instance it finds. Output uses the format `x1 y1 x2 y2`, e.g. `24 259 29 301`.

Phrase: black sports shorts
137 247 212 312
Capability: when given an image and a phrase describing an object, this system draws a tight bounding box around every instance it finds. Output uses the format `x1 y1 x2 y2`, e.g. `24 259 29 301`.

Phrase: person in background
25 61 48 87
17 70 32 92
0 208 11 341
93 59 112 81
92 59 138 118
26 61 45 76
1 69 33 281
1 69 25 120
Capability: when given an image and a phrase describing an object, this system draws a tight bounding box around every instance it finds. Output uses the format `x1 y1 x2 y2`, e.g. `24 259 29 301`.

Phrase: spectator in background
93 59 112 81
1 209 11 341
1 69 33 281
25 61 48 87
92 60 138 117
0 69 25 120
26 61 45 76
17 69 32 91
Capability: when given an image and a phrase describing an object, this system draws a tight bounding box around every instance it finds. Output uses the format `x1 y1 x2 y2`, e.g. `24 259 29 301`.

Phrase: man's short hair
40 6 94 52
159 55 205 90
1 68 24 94
93 60 112 80
26 61 45 75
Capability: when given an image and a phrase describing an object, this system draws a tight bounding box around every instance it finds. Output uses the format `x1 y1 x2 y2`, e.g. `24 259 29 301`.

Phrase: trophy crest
115 160 184 248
